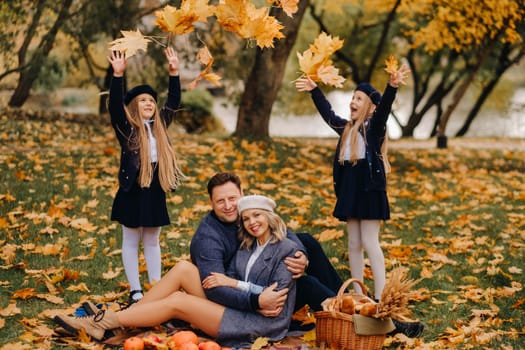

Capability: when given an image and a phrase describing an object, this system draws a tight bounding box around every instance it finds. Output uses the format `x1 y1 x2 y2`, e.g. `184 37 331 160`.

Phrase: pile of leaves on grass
0 111 524 349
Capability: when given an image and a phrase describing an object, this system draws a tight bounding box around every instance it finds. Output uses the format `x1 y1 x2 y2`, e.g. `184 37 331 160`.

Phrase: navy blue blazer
309 84 398 194
108 76 181 192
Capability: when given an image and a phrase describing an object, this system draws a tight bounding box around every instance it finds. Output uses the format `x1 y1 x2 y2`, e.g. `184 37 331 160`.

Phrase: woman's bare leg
118 291 224 337
138 260 206 304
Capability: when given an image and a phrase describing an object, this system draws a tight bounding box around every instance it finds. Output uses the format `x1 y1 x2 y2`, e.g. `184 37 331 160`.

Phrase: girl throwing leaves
296 63 424 337
295 63 410 301
107 47 184 303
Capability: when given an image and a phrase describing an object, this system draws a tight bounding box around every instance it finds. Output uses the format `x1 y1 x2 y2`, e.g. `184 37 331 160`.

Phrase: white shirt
343 132 366 160
237 239 270 294
143 120 158 162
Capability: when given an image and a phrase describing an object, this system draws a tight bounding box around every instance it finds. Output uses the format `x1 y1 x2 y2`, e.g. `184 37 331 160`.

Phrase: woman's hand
108 51 126 77
284 251 308 279
295 76 317 92
165 46 179 76
202 272 237 289
389 63 411 88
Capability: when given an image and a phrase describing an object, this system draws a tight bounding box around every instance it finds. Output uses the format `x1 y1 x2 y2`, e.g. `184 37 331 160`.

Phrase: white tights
121 226 162 298
347 219 385 300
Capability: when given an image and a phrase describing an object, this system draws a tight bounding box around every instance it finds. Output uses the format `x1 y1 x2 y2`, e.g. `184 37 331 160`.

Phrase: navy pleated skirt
333 160 390 221
111 166 170 228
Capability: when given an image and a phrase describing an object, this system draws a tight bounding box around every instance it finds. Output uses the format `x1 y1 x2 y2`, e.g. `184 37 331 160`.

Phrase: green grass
0 113 524 349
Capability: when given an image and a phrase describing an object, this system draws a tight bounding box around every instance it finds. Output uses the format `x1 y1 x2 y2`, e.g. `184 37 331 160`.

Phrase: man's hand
285 251 308 279
257 282 288 317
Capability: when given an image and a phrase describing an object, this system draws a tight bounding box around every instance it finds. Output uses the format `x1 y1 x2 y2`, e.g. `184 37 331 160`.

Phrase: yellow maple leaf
217 0 284 48
181 0 215 22
108 29 150 58
215 0 246 33
292 305 315 325
188 46 222 89
310 31 344 56
315 229 344 242
66 282 91 293
250 337 269 350
0 303 21 317
384 55 399 74
154 4 199 35
297 32 345 87
203 73 222 86
12 288 37 300
268 0 299 17
155 0 214 34
317 65 345 88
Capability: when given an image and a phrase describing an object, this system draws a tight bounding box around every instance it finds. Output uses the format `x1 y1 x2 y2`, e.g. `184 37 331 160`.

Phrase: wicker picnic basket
314 278 386 350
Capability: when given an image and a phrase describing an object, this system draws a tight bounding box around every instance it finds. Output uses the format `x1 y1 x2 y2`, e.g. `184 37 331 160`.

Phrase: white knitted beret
237 195 276 214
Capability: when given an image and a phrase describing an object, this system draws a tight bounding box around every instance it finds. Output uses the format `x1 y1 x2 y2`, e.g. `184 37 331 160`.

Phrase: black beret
124 84 157 105
356 82 381 106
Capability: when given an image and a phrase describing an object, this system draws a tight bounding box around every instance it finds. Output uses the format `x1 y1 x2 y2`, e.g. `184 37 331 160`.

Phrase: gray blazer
217 237 298 347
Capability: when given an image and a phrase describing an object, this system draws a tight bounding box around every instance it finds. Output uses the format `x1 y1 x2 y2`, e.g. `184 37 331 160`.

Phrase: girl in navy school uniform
107 47 184 303
295 64 410 301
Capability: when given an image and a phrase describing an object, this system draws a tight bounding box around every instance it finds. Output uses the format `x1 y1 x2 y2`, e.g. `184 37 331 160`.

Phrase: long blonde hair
124 100 184 191
338 98 391 173
239 210 287 250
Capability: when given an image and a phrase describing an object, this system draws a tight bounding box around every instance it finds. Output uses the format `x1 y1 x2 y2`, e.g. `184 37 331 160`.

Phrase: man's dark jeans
295 233 344 311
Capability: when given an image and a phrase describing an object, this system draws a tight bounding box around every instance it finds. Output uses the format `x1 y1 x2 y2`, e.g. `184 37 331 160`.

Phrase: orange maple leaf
155 0 214 35
12 288 37 300
216 0 284 48
384 55 399 74
188 46 222 89
108 29 150 58
297 32 346 87
268 0 299 17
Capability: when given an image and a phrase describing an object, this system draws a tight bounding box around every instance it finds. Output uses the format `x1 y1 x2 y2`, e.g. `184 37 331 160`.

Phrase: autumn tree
1 0 74 107
399 0 525 147
289 0 524 145
234 0 310 138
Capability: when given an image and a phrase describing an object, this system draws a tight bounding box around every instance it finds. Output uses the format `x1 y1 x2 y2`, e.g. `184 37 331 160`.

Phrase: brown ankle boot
54 309 120 341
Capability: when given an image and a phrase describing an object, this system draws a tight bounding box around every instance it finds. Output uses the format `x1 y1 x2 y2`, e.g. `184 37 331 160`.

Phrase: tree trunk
234 0 310 138
8 0 74 107
456 43 524 136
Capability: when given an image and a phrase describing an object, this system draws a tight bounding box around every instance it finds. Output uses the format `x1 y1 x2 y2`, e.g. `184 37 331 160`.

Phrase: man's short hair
207 172 242 197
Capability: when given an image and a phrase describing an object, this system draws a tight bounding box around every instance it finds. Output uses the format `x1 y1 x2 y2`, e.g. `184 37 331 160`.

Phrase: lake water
213 88 525 139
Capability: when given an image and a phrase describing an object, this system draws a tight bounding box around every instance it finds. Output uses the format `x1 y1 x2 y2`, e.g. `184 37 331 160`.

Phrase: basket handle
336 278 369 300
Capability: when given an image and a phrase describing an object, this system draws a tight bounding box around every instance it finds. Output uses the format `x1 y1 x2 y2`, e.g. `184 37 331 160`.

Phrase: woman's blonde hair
338 97 391 173
124 99 184 192
239 210 287 250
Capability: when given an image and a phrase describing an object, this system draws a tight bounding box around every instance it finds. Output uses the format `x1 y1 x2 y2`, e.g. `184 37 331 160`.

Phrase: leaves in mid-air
268 0 299 17
188 45 222 90
297 32 345 87
384 55 399 75
107 29 150 58
154 0 214 35
215 0 285 48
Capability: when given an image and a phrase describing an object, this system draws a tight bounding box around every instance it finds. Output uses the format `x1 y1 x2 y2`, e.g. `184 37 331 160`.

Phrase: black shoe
389 319 424 338
128 290 143 304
